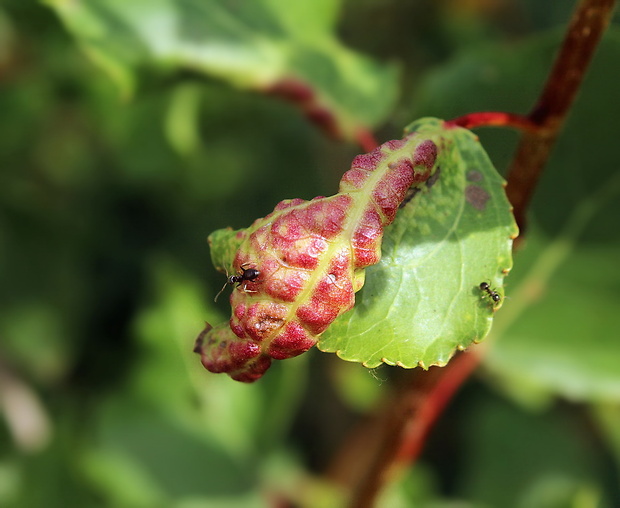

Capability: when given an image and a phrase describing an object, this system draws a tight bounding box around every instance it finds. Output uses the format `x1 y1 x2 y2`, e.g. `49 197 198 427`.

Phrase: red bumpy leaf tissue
194 134 439 382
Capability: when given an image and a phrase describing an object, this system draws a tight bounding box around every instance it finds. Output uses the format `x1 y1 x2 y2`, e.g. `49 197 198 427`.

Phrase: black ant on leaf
215 264 260 302
479 281 501 305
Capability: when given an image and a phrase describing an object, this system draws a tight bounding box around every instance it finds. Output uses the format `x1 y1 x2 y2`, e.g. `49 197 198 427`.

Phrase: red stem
445 111 538 132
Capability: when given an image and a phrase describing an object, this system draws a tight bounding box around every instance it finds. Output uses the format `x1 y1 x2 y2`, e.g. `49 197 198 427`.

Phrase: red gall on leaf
194 133 441 382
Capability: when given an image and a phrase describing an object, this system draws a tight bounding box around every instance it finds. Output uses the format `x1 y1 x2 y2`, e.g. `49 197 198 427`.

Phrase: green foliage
1 1 619 507
45 0 398 140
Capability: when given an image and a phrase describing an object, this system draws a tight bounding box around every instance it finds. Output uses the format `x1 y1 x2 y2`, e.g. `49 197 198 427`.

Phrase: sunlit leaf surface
319 119 517 368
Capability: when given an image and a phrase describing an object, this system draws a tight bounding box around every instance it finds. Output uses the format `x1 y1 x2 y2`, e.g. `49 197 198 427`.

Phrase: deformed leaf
318 118 517 368
196 118 516 381
45 0 398 141
196 118 445 381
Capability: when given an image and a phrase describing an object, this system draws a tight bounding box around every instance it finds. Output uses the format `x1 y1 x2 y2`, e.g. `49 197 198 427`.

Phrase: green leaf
319 119 517 368
45 0 398 141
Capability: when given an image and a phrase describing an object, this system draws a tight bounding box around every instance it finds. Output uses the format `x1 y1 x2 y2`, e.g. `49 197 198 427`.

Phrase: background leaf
455 392 614 508
45 0 399 141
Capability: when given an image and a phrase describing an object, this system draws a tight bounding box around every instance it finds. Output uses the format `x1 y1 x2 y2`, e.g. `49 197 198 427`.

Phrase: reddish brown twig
448 0 616 236
324 1 617 506
505 0 616 235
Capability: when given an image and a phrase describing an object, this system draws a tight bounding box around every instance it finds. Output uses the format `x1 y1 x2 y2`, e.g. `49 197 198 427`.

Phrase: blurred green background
1 1 619 507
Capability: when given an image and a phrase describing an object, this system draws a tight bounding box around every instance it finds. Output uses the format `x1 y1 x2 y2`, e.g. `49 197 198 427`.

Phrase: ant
479 281 501 305
215 264 260 302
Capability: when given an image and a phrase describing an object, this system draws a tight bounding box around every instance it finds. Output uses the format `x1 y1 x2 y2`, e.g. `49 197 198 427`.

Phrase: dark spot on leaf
426 166 441 188
466 170 483 182
465 185 490 210
193 323 213 352
399 187 421 208
399 167 441 209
